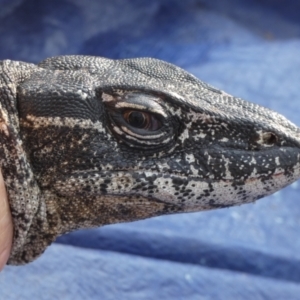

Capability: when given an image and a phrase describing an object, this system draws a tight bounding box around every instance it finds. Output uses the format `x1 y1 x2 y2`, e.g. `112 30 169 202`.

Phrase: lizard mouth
54 165 296 211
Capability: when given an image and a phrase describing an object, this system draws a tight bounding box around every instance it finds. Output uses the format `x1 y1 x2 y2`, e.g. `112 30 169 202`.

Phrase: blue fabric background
0 0 300 299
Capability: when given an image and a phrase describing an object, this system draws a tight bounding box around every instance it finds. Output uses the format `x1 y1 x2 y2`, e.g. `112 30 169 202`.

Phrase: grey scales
0 55 299 265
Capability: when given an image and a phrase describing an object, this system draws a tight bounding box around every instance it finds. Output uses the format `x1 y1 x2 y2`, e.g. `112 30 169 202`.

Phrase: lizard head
17 56 300 233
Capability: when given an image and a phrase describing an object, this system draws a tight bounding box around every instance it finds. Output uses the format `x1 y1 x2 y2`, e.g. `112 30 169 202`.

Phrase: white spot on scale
190 164 198 176
221 155 233 179
249 167 258 178
102 93 115 102
219 137 229 142
76 90 88 100
185 153 195 163
178 128 189 143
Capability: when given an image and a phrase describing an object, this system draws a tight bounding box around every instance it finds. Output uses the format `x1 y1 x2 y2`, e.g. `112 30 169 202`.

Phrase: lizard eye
103 91 179 151
123 110 161 131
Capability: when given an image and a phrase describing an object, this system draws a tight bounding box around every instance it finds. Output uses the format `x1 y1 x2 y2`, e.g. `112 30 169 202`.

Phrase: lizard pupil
122 109 162 131
126 111 148 129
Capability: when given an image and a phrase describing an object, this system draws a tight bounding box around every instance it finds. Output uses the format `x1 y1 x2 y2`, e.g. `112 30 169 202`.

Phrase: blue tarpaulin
0 0 300 299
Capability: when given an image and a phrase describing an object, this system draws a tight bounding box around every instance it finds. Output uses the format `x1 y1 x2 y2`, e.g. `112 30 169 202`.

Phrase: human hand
0 170 13 270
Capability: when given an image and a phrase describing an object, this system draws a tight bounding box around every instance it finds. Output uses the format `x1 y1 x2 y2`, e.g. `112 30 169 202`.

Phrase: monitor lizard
0 55 299 265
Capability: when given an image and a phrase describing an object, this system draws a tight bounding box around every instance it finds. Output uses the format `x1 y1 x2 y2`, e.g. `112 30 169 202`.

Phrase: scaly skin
0 56 299 264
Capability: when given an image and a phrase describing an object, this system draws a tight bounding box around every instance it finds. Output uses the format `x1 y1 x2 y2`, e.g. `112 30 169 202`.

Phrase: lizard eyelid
104 91 169 136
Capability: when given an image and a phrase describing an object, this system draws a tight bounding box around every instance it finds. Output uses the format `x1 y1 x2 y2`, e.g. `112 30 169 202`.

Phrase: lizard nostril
261 132 278 145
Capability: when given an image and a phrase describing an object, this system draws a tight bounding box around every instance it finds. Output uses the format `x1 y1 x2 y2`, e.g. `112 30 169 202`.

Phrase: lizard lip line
70 169 288 185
